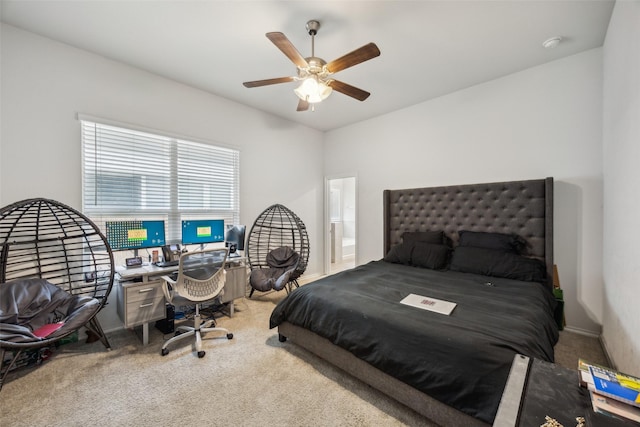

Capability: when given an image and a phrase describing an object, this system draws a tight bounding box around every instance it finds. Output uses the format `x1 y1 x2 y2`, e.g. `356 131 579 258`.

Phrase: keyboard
155 260 179 268
156 256 225 269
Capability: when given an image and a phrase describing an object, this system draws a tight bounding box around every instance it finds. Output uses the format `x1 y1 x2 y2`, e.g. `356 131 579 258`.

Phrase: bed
269 178 559 426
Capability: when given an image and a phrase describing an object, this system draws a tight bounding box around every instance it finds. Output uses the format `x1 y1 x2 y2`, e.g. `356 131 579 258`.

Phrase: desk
115 257 247 345
494 355 633 427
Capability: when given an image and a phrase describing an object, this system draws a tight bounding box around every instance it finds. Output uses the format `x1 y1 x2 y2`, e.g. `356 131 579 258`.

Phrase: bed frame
278 177 554 425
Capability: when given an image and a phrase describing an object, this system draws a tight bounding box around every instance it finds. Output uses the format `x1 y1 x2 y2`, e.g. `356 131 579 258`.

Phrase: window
81 117 240 245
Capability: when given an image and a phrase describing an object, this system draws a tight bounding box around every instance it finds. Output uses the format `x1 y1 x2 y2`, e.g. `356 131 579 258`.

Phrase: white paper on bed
400 293 457 315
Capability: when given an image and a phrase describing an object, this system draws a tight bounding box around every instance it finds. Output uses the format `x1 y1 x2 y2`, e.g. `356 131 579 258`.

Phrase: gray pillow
383 242 413 265
411 242 450 270
450 246 546 282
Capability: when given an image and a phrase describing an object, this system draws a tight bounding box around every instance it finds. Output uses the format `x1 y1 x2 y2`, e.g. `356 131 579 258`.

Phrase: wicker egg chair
246 204 309 297
0 198 114 390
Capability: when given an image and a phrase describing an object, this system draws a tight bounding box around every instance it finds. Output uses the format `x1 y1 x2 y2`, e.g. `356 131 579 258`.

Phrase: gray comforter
270 260 559 423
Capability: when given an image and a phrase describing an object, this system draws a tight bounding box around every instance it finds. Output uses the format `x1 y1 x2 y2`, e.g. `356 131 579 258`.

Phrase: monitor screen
181 219 225 245
106 220 166 251
225 224 246 251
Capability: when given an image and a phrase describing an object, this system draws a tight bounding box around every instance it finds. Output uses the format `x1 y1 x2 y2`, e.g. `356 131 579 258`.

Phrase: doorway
326 176 356 274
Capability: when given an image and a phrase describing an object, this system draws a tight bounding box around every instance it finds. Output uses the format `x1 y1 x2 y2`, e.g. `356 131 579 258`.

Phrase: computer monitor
225 224 246 252
181 219 225 246
105 220 166 252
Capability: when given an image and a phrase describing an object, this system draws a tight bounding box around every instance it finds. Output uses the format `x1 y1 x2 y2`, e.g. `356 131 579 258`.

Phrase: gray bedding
270 260 559 423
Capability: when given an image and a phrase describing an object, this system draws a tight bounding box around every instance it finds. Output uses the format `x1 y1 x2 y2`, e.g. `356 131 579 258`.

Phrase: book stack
579 359 640 424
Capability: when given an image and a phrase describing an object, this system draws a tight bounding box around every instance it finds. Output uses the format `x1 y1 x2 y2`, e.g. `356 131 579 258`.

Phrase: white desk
115 257 247 345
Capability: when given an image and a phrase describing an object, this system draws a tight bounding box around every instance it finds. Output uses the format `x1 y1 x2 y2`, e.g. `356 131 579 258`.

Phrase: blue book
590 366 640 408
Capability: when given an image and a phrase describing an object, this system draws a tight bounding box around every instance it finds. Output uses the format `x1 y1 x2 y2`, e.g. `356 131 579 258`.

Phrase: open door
326 176 356 274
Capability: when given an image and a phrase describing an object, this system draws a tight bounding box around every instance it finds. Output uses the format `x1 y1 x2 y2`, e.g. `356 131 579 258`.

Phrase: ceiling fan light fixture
243 20 380 111
294 76 332 103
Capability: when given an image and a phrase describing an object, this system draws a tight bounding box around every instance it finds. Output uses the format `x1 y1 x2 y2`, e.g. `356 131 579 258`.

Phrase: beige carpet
1 291 433 427
0 290 607 427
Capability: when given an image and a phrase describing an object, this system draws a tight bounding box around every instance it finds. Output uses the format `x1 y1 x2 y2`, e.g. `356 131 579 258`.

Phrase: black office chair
160 248 233 358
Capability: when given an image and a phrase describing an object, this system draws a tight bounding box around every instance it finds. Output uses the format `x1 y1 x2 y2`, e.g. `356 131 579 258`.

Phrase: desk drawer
126 282 164 303
125 295 165 327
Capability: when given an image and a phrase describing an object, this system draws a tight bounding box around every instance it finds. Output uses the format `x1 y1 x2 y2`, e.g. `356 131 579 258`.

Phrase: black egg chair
246 204 309 297
0 198 114 390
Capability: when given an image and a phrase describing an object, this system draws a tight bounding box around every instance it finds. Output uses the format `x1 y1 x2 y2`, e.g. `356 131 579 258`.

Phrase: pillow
383 242 413 265
402 230 443 245
457 230 526 254
411 242 450 270
449 246 547 282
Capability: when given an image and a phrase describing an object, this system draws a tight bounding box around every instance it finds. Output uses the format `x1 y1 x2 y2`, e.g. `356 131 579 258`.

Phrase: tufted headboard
383 178 554 285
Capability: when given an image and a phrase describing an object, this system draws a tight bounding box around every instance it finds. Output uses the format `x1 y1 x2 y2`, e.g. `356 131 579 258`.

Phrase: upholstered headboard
383 178 554 283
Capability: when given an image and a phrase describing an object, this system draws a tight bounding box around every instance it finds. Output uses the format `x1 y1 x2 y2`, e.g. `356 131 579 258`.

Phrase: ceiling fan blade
325 43 381 74
266 32 309 69
328 80 371 101
297 99 309 112
243 76 295 88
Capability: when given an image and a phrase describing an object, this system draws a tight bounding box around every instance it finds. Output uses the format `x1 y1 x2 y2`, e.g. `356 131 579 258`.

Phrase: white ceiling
1 0 615 132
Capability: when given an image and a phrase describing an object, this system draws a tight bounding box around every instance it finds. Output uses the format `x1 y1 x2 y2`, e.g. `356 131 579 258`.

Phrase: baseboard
562 325 601 338
598 334 616 370
298 272 323 285
104 324 129 334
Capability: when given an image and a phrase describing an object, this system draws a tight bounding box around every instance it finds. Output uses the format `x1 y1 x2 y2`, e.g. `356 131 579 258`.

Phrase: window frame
80 115 240 247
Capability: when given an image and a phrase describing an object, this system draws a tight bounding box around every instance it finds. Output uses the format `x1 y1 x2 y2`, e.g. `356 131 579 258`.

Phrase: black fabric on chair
0 198 114 391
249 246 300 293
246 204 309 297
0 279 100 344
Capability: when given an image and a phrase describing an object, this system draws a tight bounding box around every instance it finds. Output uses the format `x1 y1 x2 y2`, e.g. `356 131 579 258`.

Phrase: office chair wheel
161 348 169 356
227 333 233 339
198 351 206 358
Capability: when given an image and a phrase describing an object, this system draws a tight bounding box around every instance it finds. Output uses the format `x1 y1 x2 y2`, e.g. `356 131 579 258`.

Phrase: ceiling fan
243 20 381 112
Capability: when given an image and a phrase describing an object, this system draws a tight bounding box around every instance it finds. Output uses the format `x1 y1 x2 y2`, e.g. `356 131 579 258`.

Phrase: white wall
0 24 324 332
324 49 604 335
602 0 640 375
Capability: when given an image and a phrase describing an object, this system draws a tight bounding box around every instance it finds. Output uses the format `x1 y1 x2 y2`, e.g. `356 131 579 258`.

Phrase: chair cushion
266 246 300 269
249 247 300 292
0 278 100 343
250 267 295 292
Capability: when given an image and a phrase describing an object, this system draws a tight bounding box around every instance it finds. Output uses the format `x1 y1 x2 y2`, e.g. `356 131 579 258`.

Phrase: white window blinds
81 119 240 243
